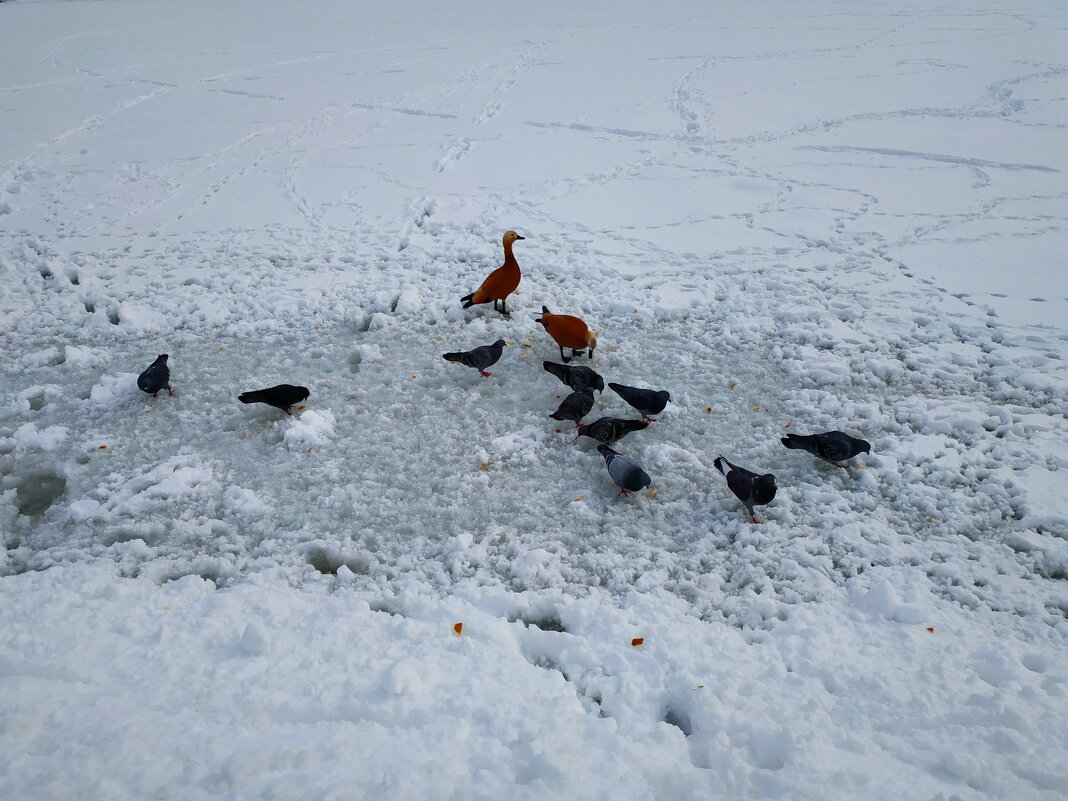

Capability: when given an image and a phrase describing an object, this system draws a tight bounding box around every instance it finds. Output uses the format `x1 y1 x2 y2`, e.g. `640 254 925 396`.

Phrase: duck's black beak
515 235 526 240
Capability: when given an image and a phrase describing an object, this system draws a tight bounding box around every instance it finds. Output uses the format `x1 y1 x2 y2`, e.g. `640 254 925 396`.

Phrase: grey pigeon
542 361 604 393
137 354 173 397
549 388 596 425
443 339 506 377
238 384 310 415
597 444 651 496
713 456 777 524
577 416 648 444
608 382 670 422
781 431 870 467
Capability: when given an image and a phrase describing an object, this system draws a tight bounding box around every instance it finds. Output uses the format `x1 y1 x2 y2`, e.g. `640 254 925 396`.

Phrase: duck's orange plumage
460 230 524 315
536 306 597 362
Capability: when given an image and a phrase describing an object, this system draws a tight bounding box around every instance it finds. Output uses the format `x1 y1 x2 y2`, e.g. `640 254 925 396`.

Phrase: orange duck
460 230 525 316
535 306 597 363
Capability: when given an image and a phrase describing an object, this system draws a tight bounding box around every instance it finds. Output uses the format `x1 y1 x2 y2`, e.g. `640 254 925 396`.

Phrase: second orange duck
460 230 525 316
535 306 597 363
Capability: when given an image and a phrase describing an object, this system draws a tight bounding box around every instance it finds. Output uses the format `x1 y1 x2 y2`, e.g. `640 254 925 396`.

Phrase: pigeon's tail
460 292 476 309
549 410 568 421
238 391 265 405
543 361 565 381
781 434 814 451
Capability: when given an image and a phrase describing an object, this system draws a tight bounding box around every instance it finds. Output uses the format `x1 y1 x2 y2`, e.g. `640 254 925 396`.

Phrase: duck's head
503 230 526 246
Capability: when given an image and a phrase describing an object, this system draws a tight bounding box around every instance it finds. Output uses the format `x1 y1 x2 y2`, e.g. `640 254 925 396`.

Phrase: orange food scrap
706 407 712 413
555 429 562 433
610 348 617 353
522 343 531 348
632 309 638 314
219 347 225 351
298 405 307 410
729 382 737 388
453 622 463 636
631 637 644 647
926 627 934 633
784 423 791 428
98 445 108 450
753 406 761 412
411 374 417 378
929 515 938 520
479 463 490 471
575 495 583 501
144 409 152 414
307 447 313 453
650 490 657 498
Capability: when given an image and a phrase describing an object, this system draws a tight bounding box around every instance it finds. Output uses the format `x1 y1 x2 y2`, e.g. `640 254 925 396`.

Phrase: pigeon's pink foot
750 517 764 524
168 389 176 396
480 371 491 377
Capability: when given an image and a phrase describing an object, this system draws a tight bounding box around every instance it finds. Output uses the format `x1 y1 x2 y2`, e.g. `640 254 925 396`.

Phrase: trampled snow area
1 0 1066 797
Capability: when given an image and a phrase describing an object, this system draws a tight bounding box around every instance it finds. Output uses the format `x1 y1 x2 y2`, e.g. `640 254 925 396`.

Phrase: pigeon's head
857 439 872 454
156 354 169 363
753 474 777 505
596 444 615 458
503 230 526 245
493 339 506 350
590 372 605 393
294 386 311 402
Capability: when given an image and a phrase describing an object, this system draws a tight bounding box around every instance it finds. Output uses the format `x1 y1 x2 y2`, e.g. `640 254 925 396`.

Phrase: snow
1 0 1066 798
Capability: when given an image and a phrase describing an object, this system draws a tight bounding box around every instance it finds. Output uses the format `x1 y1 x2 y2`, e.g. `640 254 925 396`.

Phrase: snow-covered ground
1 0 1066 798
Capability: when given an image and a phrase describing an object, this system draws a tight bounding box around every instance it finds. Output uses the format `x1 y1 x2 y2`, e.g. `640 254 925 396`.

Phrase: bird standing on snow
550 388 596 425
535 306 597 362
577 416 648 444
713 456 777 524
442 340 507 377
238 384 310 415
542 361 604 393
460 230 525 316
137 354 174 398
597 445 651 496
781 431 871 467
608 382 670 423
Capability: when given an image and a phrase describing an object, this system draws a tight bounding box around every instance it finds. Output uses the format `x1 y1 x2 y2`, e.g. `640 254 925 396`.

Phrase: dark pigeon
238 384 310 415
443 339 506 376
576 416 648 444
137 354 173 397
597 444 651 496
713 456 777 524
542 361 604 393
608 382 670 422
549 388 596 425
781 431 871 467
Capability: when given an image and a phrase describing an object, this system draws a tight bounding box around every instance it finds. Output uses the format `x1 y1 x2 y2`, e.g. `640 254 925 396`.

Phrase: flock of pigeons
135 230 872 523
